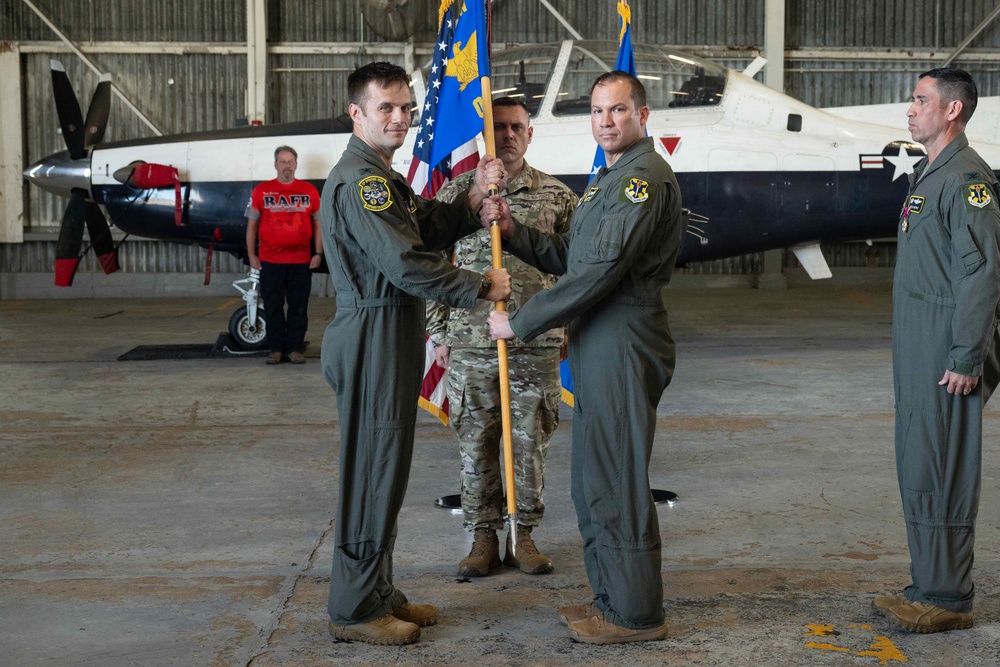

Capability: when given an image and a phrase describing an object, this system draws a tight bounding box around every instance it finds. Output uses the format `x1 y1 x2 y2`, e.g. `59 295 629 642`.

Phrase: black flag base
434 489 678 513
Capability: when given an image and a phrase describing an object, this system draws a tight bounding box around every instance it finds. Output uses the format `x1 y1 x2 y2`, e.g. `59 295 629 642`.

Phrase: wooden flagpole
478 0 519 556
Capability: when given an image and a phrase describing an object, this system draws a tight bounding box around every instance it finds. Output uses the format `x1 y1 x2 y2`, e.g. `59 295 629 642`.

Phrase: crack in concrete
241 517 335 666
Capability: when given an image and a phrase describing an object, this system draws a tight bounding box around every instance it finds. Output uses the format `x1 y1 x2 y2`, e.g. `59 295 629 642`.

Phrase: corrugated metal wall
1 0 245 42
3 0 1000 282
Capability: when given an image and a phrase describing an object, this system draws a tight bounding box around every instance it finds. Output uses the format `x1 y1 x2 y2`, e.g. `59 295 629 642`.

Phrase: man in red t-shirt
246 145 322 365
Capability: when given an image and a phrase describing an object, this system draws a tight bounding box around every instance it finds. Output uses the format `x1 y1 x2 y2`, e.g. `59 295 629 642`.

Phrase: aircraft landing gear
228 268 268 351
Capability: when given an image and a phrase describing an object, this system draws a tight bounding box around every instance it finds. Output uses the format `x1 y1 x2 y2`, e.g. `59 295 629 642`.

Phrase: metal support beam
246 0 267 123
758 0 787 289
942 4 1000 67
0 46 24 243
537 0 583 41
19 0 162 135
763 0 785 92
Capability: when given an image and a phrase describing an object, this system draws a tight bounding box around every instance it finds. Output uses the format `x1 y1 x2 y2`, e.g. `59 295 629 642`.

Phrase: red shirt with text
250 179 320 263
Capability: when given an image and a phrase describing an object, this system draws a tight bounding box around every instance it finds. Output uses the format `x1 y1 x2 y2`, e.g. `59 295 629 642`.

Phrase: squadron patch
581 187 600 203
967 183 992 209
359 175 392 211
624 178 649 204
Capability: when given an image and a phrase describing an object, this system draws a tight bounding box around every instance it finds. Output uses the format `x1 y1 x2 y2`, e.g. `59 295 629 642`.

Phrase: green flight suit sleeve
421 176 474 343
503 223 571 276
337 178 480 308
412 191 482 252
508 173 674 342
947 178 1000 376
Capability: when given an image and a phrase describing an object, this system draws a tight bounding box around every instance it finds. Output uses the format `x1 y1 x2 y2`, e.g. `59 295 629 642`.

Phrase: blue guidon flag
411 0 491 423
407 0 490 198
563 0 639 408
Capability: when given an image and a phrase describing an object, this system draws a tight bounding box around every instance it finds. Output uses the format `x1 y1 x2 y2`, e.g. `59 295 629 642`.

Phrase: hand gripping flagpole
478 0 519 558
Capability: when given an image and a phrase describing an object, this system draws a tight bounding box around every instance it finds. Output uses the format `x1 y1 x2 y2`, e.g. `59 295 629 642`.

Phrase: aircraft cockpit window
484 44 561 117
552 41 728 116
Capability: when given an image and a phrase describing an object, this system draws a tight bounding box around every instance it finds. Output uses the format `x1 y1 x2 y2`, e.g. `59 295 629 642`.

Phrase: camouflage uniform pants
446 347 562 531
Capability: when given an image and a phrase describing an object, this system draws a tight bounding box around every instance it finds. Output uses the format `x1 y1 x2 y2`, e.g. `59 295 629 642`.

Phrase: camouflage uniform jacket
426 161 577 349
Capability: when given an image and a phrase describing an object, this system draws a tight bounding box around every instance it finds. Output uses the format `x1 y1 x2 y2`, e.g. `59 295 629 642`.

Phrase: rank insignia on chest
625 178 649 203
581 187 600 203
404 193 417 214
359 175 392 211
968 183 992 209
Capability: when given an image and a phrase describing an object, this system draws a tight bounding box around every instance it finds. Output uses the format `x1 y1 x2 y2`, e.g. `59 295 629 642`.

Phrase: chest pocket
584 213 625 263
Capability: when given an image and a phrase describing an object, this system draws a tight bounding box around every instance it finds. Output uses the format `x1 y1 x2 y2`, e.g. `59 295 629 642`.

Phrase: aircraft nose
23 150 91 198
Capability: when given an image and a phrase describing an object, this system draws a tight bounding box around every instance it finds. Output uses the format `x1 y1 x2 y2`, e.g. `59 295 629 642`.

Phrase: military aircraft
24 39 1000 349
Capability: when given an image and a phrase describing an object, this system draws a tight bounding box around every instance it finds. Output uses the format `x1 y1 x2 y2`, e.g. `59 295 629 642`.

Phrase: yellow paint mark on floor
805 641 850 653
857 635 908 664
214 298 242 312
804 624 836 637
804 624 908 665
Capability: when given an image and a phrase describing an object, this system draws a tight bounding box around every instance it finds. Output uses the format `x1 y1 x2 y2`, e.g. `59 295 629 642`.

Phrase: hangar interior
3 1 1000 666
2 0 1000 295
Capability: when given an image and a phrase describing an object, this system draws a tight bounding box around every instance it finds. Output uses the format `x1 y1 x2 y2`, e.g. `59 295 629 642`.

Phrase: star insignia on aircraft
883 145 923 181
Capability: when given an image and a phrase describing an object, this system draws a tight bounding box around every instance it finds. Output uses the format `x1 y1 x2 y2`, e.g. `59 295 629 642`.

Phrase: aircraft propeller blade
84 200 119 275
84 74 112 150
54 190 87 286
50 60 87 160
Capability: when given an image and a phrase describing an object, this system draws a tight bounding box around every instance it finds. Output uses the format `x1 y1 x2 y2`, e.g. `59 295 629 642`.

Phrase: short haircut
348 61 410 108
274 145 297 161
493 96 530 116
919 67 978 124
591 70 647 109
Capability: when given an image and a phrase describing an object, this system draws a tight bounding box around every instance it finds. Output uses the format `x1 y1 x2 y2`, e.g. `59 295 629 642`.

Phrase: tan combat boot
558 601 600 625
503 525 554 574
871 593 905 617
885 600 974 633
456 527 501 577
328 614 420 645
567 614 669 644
392 602 438 627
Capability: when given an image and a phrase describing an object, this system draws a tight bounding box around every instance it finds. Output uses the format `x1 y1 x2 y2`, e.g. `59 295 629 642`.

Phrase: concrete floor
2 286 999 666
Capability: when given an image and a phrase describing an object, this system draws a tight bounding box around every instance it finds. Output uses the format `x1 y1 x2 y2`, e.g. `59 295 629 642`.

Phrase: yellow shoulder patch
359 175 392 212
967 183 992 209
624 177 649 204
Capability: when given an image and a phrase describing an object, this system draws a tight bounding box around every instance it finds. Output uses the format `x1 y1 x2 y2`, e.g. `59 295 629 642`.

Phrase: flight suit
320 135 484 625
426 163 578 531
893 132 1000 613
503 137 682 629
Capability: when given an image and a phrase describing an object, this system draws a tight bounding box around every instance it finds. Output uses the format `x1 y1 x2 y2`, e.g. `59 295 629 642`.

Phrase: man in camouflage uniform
427 98 578 577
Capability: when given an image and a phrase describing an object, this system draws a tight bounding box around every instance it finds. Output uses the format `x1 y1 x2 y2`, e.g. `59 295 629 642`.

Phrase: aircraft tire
228 305 268 351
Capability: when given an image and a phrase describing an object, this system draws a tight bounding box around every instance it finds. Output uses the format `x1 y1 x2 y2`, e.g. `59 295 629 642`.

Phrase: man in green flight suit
481 70 682 644
320 61 511 646
872 67 1000 633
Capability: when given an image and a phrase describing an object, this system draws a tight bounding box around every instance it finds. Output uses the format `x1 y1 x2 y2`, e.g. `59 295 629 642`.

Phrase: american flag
409 0 490 423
